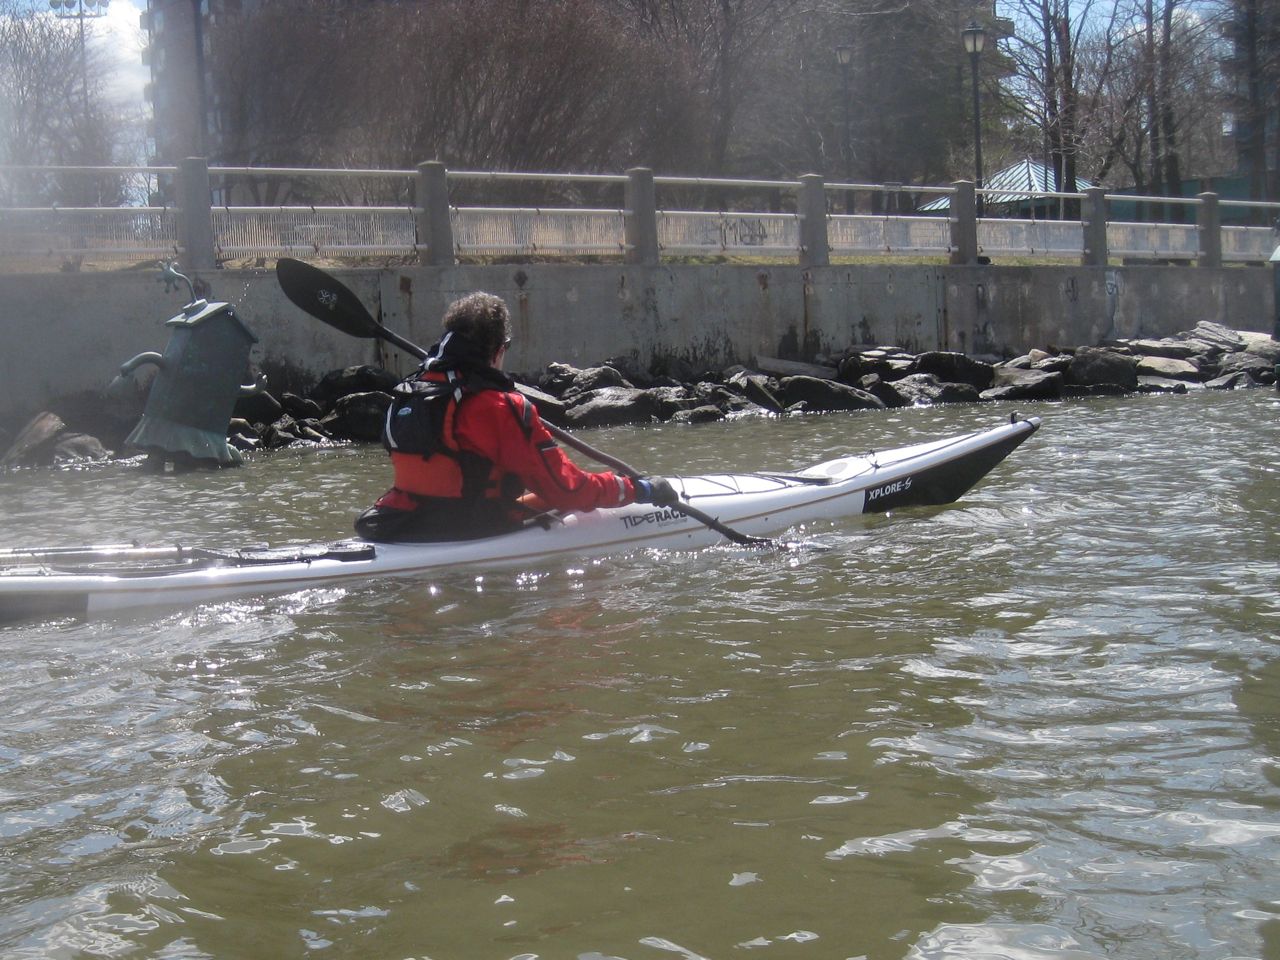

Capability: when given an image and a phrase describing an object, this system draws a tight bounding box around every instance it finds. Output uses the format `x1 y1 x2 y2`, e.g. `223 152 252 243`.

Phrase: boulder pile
2 321 1276 469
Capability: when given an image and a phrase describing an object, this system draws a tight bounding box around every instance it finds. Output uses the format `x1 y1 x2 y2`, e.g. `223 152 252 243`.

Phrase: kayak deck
0 416 1040 622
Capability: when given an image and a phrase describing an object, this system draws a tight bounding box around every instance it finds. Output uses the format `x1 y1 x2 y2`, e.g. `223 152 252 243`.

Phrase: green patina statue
116 262 265 469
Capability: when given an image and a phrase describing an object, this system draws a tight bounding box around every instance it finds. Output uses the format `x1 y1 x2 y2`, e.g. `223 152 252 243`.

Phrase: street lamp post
962 20 986 218
48 0 111 128
836 44 853 213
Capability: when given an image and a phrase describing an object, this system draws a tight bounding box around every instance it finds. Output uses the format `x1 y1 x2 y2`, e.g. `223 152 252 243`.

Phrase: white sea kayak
0 416 1040 622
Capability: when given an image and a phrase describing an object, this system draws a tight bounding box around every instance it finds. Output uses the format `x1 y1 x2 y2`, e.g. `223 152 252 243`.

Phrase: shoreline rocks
3 322 1276 470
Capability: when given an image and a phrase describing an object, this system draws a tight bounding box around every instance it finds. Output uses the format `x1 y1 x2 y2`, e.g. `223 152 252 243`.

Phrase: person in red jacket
354 291 676 543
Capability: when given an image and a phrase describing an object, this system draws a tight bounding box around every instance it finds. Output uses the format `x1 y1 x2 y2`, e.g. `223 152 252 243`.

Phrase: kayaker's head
442 292 512 368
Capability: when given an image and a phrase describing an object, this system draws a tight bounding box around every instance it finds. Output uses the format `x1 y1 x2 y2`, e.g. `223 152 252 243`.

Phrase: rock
1241 333 1280 364
1066 347 1139 391
228 431 260 452
561 365 633 403
670 405 725 424
1 411 67 468
645 385 701 421
1126 338 1203 360
837 352 914 384
1135 355 1201 381
648 374 687 389
1204 371 1263 390
1188 321 1247 352
1136 376 1192 394
50 388 142 451
294 419 331 443
775 376 885 412
309 365 399 412
516 383 568 427
693 383 746 410
564 387 658 428
233 389 283 426
51 433 110 464
268 415 334 447
281 392 324 420
1031 354 1073 374
1097 340 1134 354
227 418 260 441
755 356 839 380
726 371 785 414
1180 338 1228 360
1216 352 1276 383
538 362 581 396
856 374 910 408
980 367 1063 401
859 346 918 362
885 373 983 406
262 416 307 448
909 351 995 390
320 390 393 442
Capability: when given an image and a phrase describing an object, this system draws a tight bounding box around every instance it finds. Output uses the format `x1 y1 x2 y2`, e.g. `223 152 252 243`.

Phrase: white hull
0 417 1039 621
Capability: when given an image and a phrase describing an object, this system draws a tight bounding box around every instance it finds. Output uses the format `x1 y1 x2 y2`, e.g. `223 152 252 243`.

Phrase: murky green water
1 391 1278 959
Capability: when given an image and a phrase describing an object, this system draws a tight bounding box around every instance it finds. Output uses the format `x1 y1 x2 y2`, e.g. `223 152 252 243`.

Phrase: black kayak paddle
274 258 777 549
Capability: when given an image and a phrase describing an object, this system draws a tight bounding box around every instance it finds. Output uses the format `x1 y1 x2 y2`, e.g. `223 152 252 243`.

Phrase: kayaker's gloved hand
634 476 679 506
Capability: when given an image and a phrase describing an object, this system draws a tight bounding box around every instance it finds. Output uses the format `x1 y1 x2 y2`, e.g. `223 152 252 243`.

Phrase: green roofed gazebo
920 158 1095 217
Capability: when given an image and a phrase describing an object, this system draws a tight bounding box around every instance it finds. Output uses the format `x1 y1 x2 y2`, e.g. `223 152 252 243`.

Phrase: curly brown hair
442 292 512 362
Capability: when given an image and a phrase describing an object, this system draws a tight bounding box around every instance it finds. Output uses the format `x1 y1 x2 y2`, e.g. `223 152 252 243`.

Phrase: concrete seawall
1 262 1272 430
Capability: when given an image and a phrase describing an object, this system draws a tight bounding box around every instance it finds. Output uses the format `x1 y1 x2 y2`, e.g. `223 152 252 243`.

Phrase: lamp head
962 21 986 56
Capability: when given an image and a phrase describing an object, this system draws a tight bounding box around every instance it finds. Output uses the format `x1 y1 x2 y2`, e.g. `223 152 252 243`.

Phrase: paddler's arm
456 391 648 512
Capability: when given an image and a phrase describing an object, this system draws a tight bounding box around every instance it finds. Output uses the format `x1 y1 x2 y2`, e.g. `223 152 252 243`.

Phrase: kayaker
354 291 677 542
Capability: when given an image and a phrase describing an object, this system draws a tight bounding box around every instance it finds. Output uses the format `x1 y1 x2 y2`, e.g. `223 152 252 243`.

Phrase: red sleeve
453 390 638 512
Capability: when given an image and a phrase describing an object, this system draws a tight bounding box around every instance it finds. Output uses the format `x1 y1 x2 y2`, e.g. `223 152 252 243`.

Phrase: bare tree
1065 0 1233 213
206 0 367 204
1218 0 1280 205
207 0 706 207
0 0 129 205
614 0 812 178
1002 0 1126 200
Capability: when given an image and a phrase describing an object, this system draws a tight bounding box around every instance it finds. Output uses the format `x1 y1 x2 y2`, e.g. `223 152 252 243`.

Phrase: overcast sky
93 0 148 109
24 0 149 111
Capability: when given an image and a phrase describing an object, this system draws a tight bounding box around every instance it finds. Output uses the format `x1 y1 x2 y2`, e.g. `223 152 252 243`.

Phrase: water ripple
1 392 1278 958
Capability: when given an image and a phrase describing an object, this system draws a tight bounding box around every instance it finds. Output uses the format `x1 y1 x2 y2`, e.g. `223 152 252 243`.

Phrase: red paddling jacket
356 332 637 542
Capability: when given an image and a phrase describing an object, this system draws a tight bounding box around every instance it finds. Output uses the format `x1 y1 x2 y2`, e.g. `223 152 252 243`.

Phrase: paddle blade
275 257 380 338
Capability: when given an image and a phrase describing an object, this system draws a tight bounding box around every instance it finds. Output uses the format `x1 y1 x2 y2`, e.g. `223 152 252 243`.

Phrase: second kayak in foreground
0 416 1041 623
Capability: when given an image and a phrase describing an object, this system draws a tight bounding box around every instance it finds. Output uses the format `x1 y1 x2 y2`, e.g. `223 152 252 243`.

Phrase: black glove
634 476 679 507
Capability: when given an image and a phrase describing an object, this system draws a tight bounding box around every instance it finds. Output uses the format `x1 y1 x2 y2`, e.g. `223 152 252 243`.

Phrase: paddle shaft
537 420 771 547
275 259 774 547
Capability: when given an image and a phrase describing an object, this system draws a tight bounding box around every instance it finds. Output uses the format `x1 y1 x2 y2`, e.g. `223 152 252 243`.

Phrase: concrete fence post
1196 192 1222 268
624 167 659 266
949 180 979 266
416 161 455 266
1082 187 1110 267
798 174 829 268
177 157 216 273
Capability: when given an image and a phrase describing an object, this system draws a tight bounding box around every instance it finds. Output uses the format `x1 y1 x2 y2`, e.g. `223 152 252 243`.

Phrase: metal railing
453 207 627 256
2 162 1278 268
212 206 417 259
659 210 801 256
